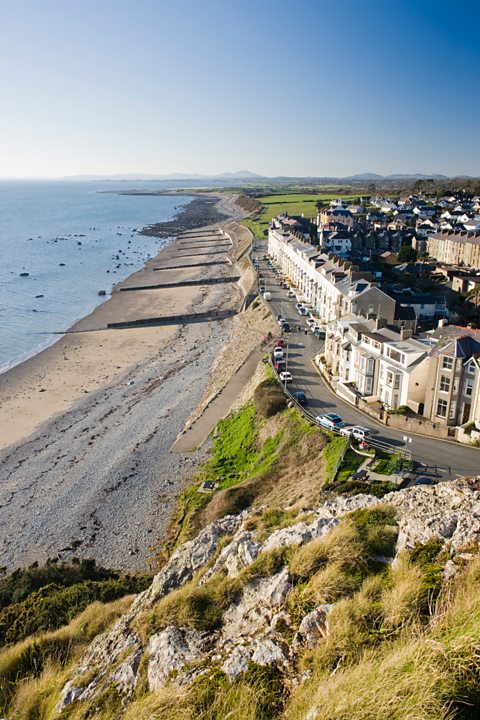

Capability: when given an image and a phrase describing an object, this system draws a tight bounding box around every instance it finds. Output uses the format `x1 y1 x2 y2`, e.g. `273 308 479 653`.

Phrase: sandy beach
0 194 253 571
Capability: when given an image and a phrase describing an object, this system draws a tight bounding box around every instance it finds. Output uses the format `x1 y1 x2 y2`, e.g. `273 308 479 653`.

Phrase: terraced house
427 230 480 269
324 316 430 412
424 326 480 427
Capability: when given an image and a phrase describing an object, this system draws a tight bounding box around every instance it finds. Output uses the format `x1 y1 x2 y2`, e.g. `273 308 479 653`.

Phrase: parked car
277 316 286 326
279 371 293 383
287 289 295 297
306 317 316 327
281 322 291 332
273 347 284 360
275 338 286 348
316 413 343 430
293 391 307 405
339 424 371 440
274 359 286 372
263 291 272 300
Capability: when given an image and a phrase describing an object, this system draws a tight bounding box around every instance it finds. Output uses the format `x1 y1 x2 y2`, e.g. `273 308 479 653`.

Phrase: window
468 363 476 375
386 371 394 387
394 374 401 389
439 375 451 393
436 399 448 418
442 357 453 370
466 379 474 397
449 402 456 420
365 377 373 394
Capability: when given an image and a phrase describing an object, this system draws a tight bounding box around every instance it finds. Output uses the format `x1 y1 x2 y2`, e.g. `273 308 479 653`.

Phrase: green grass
335 449 365 483
373 453 409 475
241 192 361 241
322 435 348 482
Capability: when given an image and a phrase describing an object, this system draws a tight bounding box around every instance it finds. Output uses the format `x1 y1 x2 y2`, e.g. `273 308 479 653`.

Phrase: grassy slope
241 191 361 240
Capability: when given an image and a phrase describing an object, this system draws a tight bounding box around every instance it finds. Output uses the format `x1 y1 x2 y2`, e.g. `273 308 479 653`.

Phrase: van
263 291 272 300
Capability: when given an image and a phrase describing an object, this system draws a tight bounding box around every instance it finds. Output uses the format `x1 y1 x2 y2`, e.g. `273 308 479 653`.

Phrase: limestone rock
251 636 288 667
221 568 291 641
263 515 339 553
294 605 334 649
148 626 208 690
139 512 247 610
111 650 142 695
222 644 252 680
202 531 262 581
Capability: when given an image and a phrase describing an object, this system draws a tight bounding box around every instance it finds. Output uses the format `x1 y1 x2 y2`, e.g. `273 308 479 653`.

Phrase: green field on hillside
241 191 361 239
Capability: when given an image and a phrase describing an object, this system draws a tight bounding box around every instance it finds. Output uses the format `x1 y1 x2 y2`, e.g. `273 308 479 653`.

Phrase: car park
316 413 343 429
279 371 293 383
293 391 307 405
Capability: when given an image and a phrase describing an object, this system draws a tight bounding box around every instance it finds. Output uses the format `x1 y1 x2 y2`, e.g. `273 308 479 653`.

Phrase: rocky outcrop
57 478 480 713
148 627 208 690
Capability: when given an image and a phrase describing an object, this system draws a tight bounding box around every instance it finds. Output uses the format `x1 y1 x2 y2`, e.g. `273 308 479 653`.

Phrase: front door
462 403 471 425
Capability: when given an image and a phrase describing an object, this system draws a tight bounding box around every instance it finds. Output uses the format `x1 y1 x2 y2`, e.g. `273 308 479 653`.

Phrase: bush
254 379 287 418
0 574 149 646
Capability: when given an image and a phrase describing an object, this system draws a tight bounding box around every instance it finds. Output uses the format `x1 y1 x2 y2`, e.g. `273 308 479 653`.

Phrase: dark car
281 322 291 332
293 391 307 405
274 359 286 372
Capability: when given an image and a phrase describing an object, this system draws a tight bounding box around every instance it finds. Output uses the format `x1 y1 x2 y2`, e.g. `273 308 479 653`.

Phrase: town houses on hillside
267 204 480 442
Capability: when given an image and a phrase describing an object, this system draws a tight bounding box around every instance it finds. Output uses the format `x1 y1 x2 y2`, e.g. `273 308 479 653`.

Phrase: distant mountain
345 172 384 181
62 170 265 181
385 173 448 180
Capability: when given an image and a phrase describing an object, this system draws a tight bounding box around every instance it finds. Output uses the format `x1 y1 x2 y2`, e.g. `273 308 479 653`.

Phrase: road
254 248 480 481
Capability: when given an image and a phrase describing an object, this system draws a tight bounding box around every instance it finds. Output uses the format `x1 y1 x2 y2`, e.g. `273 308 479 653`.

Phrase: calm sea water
0 180 194 373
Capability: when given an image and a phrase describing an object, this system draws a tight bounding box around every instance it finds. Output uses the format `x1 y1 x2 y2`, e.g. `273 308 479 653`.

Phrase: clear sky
0 0 478 178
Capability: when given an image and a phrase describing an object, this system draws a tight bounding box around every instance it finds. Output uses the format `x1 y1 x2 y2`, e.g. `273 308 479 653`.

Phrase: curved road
255 249 480 481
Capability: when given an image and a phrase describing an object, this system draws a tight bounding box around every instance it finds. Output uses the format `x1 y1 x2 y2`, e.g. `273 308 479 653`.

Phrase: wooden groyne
107 308 237 329
119 276 240 292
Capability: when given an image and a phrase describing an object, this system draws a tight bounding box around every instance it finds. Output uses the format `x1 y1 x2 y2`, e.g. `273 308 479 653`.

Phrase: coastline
0 194 250 571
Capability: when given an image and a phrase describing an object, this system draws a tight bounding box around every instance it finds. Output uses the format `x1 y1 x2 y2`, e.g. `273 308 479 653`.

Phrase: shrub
254 379 287 418
0 574 149 646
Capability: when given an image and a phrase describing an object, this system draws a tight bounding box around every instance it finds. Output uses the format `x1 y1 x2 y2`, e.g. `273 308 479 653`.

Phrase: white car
306 317 316 327
273 347 284 360
340 425 371 441
279 371 293 383
287 289 295 297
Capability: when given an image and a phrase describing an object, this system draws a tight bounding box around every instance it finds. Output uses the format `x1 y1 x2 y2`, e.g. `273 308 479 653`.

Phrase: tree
397 245 418 262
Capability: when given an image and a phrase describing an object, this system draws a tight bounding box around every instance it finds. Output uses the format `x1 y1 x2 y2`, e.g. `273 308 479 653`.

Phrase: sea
0 180 198 373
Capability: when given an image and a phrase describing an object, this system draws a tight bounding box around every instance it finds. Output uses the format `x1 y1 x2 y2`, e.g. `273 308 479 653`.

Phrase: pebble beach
0 194 249 571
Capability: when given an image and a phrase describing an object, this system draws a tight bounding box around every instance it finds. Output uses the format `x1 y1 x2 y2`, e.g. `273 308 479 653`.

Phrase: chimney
437 318 448 328
400 327 413 340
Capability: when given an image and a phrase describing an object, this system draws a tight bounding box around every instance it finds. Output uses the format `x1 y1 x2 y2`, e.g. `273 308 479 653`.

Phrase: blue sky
0 0 478 178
